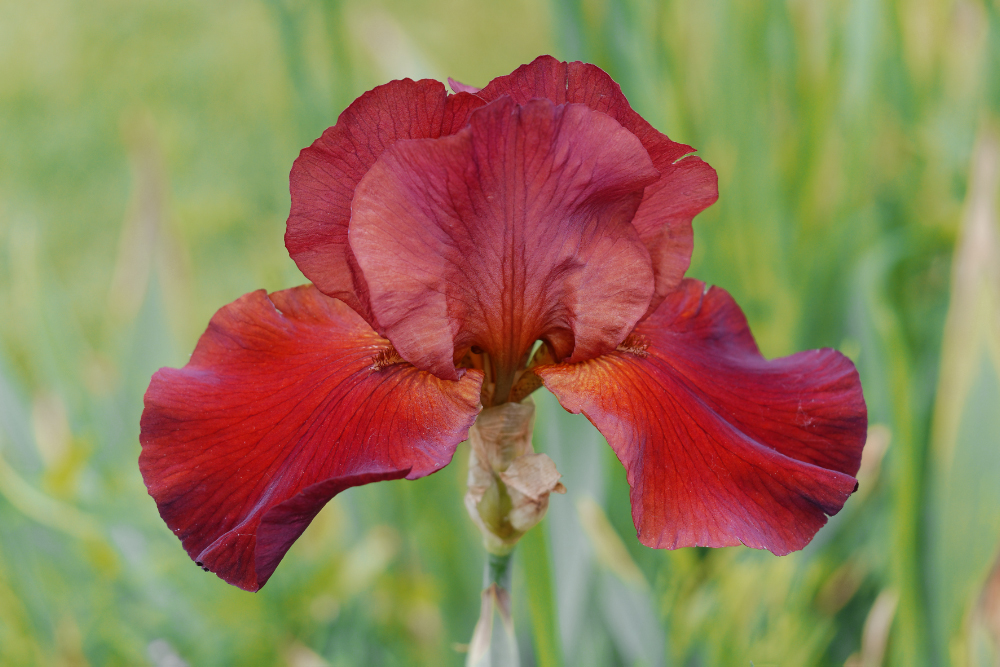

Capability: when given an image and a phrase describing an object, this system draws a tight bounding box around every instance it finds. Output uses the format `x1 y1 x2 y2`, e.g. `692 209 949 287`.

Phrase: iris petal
139 285 483 590
476 56 719 313
286 79 484 327
537 279 867 555
349 96 658 390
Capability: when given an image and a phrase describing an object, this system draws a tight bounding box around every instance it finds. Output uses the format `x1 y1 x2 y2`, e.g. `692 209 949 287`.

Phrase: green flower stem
486 551 514 589
468 552 519 667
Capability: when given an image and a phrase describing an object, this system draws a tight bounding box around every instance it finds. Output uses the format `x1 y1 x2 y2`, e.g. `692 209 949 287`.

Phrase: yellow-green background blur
1 0 999 665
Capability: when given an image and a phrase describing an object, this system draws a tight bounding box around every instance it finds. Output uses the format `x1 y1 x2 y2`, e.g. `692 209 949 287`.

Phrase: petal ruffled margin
349 96 657 387
286 79 484 326
139 285 483 591
476 56 719 313
537 280 867 555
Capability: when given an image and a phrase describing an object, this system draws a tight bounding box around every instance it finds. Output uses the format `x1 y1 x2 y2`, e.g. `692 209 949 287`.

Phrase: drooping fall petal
476 56 719 312
349 96 658 389
139 285 483 591
537 279 867 555
285 79 484 325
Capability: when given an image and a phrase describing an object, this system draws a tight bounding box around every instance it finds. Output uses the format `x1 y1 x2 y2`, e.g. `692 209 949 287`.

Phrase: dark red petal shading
477 56 719 312
139 285 483 591
285 79 484 326
349 96 658 386
537 279 867 554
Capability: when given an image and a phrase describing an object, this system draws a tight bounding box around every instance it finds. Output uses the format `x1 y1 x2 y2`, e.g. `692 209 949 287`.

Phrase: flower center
457 341 553 407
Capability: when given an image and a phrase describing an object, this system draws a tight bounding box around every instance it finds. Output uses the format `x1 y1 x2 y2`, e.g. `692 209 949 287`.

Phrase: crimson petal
139 285 483 591
537 279 867 554
286 79 484 325
477 56 719 312
349 96 658 388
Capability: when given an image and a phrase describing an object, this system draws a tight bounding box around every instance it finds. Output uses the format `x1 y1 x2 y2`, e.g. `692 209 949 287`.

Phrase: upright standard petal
139 285 483 591
537 280 867 555
448 77 481 94
476 56 719 311
286 79 484 325
349 96 658 391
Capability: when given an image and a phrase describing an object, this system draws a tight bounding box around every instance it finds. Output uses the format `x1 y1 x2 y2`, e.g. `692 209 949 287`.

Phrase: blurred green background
1 0 999 665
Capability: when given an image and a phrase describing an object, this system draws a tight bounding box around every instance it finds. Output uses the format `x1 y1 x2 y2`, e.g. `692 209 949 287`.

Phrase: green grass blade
521 522 563 667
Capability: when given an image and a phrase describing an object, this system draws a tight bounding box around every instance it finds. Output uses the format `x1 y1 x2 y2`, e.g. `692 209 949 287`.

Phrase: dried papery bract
463 400 563 667
466 583 518 667
465 401 565 556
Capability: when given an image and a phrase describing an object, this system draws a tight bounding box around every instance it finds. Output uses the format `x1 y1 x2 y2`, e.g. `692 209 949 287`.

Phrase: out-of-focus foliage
0 0 998 665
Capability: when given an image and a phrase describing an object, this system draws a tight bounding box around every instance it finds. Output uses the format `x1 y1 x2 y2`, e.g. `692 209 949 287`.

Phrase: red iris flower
140 56 867 592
